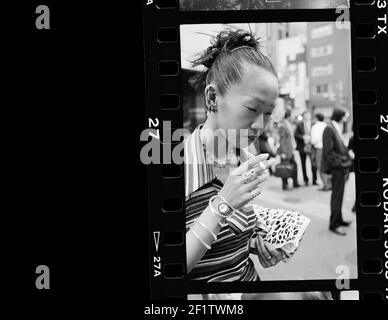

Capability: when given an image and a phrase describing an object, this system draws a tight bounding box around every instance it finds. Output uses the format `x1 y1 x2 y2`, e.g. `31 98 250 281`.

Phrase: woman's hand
218 153 274 210
255 235 283 268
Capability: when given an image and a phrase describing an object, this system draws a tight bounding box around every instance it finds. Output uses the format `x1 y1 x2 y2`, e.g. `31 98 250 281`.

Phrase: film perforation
357 90 378 105
156 0 178 10
165 296 186 301
362 291 384 300
356 56 377 71
360 225 381 240
358 157 380 172
360 191 381 207
157 27 179 43
162 164 182 178
159 60 180 76
362 259 383 274
160 94 180 110
357 123 379 139
354 0 376 4
355 23 377 38
164 230 184 246
164 263 185 279
162 196 183 212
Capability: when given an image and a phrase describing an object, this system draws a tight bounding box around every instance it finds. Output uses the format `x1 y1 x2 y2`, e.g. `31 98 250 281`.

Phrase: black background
11 0 149 307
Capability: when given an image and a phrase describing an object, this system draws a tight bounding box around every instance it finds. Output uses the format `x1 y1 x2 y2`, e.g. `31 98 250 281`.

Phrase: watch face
218 203 229 214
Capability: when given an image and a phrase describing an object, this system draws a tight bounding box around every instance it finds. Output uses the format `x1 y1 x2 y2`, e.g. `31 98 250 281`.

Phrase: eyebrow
243 95 275 109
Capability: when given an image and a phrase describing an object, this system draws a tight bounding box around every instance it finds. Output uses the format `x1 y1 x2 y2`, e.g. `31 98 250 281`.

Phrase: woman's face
214 63 279 148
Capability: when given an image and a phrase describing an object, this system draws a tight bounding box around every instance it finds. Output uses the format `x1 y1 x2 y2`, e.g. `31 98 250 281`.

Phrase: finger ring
266 255 272 260
242 169 256 181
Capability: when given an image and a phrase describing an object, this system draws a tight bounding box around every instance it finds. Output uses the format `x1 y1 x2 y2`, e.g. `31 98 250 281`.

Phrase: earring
207 101 218 113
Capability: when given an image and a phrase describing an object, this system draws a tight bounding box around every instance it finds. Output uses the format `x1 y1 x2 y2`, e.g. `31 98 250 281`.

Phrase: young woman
184 29 284 282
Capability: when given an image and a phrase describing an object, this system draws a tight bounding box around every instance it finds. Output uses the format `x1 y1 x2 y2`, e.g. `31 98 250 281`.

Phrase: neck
200 117 236 165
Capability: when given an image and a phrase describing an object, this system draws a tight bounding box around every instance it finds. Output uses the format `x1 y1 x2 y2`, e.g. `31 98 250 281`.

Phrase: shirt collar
331 120 341 132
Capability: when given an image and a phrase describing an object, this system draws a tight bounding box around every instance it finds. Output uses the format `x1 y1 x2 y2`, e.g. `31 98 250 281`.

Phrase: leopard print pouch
249 203 310 262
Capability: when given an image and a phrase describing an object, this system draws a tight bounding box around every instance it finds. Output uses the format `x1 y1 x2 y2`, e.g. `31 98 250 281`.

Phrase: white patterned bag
249 203 310 262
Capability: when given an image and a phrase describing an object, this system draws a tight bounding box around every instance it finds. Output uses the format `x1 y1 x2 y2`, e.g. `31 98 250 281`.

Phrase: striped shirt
184 125 259 282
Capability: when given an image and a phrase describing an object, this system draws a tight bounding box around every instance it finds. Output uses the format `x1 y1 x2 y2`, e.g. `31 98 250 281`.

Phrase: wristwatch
217 199 233 217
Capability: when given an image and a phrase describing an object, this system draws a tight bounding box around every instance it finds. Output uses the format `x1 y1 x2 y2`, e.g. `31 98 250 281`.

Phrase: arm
186 154 273 274
322 127 341 168
276 126 286 155
186 196 226 274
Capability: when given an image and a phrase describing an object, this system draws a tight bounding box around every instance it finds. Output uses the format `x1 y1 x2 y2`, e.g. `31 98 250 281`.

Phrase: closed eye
245 107 257 113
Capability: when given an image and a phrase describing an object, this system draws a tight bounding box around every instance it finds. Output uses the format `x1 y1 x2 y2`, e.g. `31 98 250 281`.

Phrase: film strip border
350 0 388 301
143 0 388 300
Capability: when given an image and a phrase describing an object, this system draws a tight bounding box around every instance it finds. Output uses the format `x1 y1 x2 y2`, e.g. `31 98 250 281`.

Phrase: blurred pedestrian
277 109 299 190
348 134 356 213
311 112 331 191
322 108 352 236
295 111 317 186
253 129 276 175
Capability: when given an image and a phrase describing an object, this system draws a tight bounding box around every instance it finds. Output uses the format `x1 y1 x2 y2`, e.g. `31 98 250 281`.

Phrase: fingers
253 158 276 176
232 153 269 176
256 237 271 268
239 187 262 205
263 241 282 261
258 255 271 268
257 235 272 261
250 187 262 200
247 153 270 170
243 171 269 189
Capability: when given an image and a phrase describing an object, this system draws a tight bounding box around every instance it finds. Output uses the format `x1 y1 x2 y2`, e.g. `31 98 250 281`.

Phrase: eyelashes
244 106 273 118
246 107 257 113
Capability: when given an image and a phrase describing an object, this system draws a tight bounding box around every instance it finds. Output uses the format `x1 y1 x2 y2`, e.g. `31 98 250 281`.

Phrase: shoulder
323 124 334 135
315 121 326 128
324 122 333 130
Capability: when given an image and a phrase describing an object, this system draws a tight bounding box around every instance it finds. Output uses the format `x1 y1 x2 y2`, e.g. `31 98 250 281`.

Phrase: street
252 153 358 280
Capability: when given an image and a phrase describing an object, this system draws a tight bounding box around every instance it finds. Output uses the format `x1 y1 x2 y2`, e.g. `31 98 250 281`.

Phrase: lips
248 135 257 141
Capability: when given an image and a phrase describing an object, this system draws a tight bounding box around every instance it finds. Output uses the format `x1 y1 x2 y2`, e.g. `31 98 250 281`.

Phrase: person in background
310 114 318 186
310 113 331 191
295 111 317 186
322 108 352 236
277 109 299 190
348 134 355 213
251 129 276 175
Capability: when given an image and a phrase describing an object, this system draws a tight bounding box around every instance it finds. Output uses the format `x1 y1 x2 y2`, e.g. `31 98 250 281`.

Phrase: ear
204 84 217 109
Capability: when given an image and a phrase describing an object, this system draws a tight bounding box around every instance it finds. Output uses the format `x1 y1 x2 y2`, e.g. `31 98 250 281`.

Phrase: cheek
218 100 249 127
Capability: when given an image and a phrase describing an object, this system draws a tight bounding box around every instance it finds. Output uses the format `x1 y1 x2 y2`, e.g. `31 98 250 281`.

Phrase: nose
251 113 264 132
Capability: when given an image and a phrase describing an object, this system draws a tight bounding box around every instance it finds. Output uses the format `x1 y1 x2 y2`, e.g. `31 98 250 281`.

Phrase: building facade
306 22 352 119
